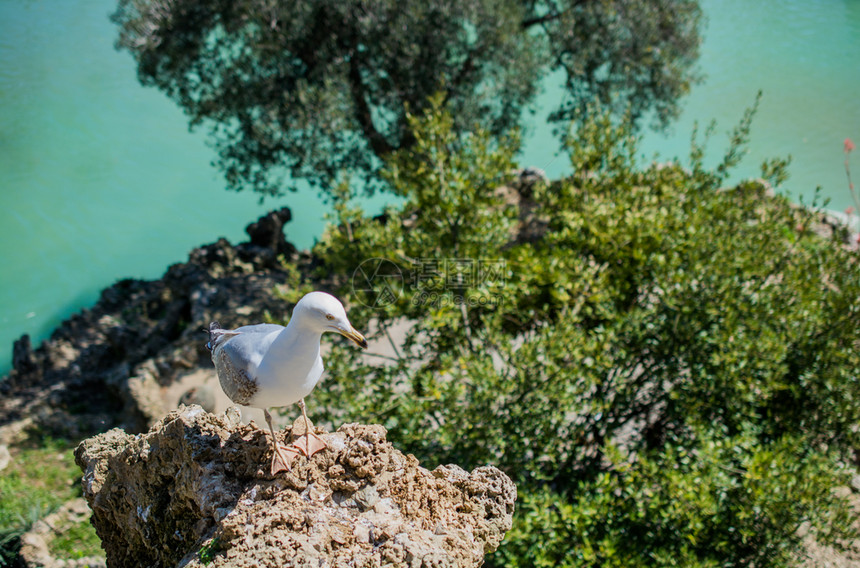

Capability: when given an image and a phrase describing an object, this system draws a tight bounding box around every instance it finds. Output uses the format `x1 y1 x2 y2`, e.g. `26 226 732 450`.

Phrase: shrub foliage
307 99 860 566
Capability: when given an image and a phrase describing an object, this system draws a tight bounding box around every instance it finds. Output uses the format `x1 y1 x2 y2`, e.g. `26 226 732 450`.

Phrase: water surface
1 0 858 374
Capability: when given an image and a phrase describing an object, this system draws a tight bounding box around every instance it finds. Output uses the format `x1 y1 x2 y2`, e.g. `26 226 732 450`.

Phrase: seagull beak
336 326 368 349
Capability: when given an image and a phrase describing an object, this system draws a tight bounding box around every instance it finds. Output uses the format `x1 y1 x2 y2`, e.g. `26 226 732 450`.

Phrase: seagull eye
325 314 335 320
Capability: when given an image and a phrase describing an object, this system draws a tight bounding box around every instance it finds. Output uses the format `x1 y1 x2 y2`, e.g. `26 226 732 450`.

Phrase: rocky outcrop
0 208 306 442
75 406 516 568
244 207 297 259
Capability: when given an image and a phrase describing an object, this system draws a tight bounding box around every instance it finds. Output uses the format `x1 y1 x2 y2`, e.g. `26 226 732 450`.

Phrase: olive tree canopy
113 0 702 196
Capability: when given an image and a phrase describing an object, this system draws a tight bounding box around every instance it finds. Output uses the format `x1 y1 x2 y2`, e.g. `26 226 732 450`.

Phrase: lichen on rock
75 406 516 567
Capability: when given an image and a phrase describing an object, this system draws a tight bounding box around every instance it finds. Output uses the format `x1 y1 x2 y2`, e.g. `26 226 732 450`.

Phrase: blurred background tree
112 0 702 197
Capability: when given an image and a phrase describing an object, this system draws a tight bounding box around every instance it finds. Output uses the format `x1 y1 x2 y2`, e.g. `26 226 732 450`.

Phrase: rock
11 334 37 381
514 167 548 194
244 206 297 260
178 384 217 413
75 407 516 568
0 209 311 439
19 498 106 568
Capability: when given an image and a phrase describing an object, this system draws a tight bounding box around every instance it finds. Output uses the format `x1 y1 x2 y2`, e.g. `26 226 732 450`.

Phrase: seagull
206 291 367 474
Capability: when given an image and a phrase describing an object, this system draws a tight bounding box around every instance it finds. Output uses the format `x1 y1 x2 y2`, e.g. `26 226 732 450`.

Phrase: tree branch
521 11 562 29
348 55 396 158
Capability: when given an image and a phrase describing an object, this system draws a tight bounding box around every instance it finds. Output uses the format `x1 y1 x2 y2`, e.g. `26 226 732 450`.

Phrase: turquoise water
1 0 858 374
522 0 860 201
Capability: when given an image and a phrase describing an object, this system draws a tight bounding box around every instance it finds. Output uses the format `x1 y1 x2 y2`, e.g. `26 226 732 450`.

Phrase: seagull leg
290 399 327 458
264 409 301 475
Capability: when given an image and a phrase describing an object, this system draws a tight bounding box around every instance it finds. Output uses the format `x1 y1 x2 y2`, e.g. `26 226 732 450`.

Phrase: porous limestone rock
75 406 516 568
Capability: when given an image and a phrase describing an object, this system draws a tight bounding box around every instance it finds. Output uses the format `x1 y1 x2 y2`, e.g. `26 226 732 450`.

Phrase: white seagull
206 291 367 474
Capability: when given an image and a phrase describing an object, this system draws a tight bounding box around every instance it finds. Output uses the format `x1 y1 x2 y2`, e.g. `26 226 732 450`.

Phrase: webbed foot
290 432 328 458
270 443 303 475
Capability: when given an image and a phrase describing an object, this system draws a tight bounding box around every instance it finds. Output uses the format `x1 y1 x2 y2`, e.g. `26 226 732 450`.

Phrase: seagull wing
210 323 284 405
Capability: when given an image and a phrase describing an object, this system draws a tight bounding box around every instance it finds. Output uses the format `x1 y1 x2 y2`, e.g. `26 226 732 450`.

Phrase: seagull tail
205 321 240 351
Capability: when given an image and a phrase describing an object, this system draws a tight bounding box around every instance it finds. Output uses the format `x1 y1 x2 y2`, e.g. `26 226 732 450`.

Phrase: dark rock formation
0 209 307 441
244 206 297 260
76 406 516 568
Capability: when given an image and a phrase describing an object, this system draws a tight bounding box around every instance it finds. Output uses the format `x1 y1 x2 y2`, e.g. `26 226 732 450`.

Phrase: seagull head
294 291 368 349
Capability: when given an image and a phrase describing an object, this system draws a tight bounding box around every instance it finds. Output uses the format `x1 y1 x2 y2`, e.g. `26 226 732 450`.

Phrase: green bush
308 96 860 566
